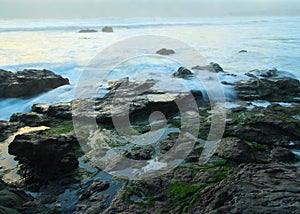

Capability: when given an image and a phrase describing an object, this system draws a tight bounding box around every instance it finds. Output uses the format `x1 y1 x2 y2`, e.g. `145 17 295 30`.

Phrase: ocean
0 16 300 120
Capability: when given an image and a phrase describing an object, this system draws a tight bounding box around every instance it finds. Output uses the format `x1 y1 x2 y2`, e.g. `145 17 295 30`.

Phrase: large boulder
172 67 194 79
0 69 69 98
8 132 79 187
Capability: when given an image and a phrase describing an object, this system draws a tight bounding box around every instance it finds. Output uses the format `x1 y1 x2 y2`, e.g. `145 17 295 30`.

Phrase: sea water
0 16 300 120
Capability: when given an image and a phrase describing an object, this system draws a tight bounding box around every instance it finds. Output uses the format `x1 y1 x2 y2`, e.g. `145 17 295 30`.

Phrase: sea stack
156 48 175 55
102 26 114 33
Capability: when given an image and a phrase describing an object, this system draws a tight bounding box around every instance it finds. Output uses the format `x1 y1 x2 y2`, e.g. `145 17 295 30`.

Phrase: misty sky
1 0 300 19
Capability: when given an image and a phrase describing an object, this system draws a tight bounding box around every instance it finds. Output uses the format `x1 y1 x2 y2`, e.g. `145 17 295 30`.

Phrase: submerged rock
238 49 248 53
156 48 175 55
0 69 69 98
102 26 113 33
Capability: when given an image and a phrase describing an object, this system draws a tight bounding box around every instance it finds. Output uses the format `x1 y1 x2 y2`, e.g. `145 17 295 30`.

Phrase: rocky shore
0 69 69 98
0 64 299 213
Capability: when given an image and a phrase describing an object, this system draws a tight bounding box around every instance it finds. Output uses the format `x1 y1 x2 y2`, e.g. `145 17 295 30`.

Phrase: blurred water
0 17 299 120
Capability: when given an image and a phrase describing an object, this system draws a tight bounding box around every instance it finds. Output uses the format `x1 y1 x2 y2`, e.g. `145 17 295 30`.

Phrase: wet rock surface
172 67 194 79
225 104 300 146
191 164 300 214
0 120 21 142
0 179 58 214
8 132 80 189
0 64 300 213
73 78 203 125
0 69 69 98
226 69 300 101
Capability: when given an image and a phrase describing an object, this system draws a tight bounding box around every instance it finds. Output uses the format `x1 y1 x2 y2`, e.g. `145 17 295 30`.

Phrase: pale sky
1 0 300 19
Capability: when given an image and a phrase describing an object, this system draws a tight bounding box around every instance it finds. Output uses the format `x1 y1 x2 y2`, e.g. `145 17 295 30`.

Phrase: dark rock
73 78 203 125
0 69 69 98
102 26 113 33
225 104 300 146
89 179 109 193
156 48 175 55
216 137 256 163
172 67 194 79
191 164 300 214
32 103 72 119
0 121 20 142
185 147 203 163
247 68 277 78
8 103 72 129
192 62 224 73
78 29 98 33
233 69 300 101
0 179 58 213
123 145 155 160
10 112 48 126
75 194 109 214
158 138 175 153
271 147 296 163
238 50 247 53
8 132 79 185
79 179 109 201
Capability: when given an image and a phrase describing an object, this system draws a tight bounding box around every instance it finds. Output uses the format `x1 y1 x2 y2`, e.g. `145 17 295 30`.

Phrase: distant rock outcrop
0 69 69 98
102 26 113 33
156 48 175 55
239 49 248 53
78 29 98 33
